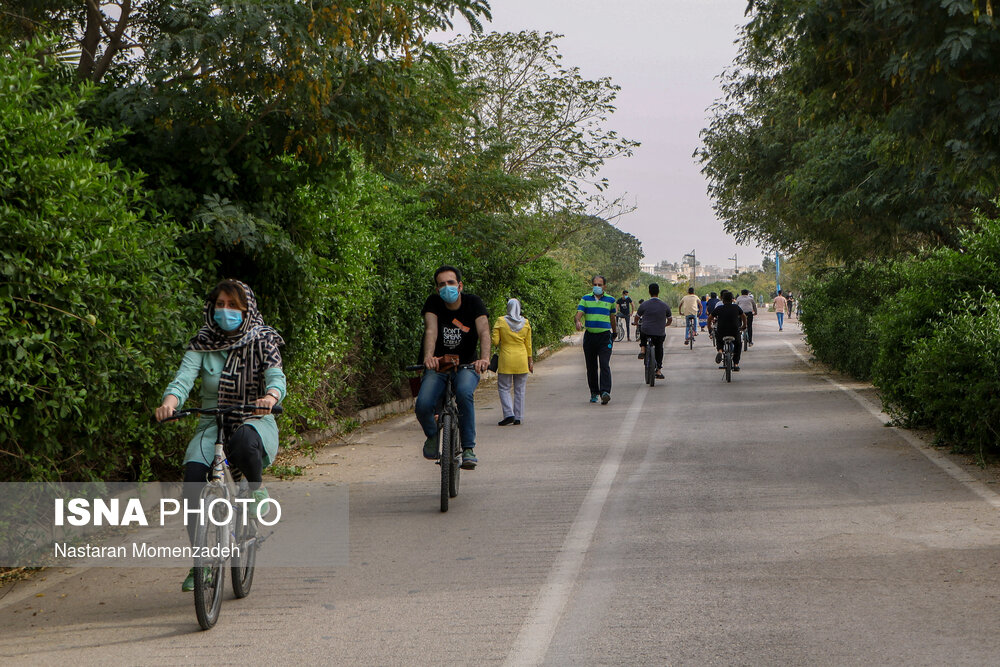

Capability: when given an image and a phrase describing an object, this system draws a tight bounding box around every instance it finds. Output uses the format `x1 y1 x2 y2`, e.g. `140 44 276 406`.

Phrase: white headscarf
505 298 526 332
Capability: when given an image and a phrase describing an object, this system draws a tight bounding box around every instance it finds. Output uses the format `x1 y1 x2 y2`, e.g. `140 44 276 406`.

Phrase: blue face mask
213 308 243 332
592 285 604 297
439 285 460 304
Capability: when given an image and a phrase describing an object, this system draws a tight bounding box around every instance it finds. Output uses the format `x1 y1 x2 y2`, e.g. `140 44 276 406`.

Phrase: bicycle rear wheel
231 509 258 598
193 492 227 630
724 344 733 383
449 423 460 498
439 414 452 512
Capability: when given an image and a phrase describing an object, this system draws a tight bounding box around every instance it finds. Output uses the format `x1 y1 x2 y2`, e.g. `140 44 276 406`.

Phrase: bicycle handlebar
406 363 479 372
161 404 283 422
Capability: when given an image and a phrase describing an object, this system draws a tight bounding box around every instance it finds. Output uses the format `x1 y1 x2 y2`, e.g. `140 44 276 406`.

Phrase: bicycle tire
193 493 226 630
231 509 257 599
615 320 625 342
449 422 460 498
724 344 732 383
439 414 451 512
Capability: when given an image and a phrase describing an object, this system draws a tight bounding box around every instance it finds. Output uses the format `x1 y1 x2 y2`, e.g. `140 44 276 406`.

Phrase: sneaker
637 351 645 359
600 392 611 405
423 435 439 460
655 371 665 379
715 351 723 364
590 394 599 403
461 448 477 469
733 366 741 372
252 487 273 520
181 567 211 592
513 420 521 425
498 416 515 426
749 341 754 347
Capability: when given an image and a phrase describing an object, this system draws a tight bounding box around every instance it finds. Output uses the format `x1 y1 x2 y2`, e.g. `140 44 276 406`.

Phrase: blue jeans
776 312 784 329
415 368 480 449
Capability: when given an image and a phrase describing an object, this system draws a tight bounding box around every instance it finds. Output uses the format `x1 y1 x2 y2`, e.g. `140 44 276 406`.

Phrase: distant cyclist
678 287 702 345
616 289 634 341
735 289 758 346
708 290 747 371
698 295 709 332
636 283 672 380
415 265 491 469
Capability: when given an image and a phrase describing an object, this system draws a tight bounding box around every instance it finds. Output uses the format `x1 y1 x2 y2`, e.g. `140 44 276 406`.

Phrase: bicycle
615 316 626 342
720 336 736 383
684 315 697 350
407 358 475 512
161 404 282 630
641 334 660 387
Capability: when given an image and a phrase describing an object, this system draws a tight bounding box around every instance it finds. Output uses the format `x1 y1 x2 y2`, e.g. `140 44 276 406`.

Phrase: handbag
488 353 499 372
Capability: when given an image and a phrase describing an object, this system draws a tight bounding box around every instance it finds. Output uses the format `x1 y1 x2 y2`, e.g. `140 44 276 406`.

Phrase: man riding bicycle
708 290 747 372
636 283 672 380
678 287 702 345
415 265 491 469
735 288 758 346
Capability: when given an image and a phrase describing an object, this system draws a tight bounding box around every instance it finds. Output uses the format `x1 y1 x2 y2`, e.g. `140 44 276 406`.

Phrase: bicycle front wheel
439 414 452 512
449 422 460 498
193 492 227 629
231 510 258 598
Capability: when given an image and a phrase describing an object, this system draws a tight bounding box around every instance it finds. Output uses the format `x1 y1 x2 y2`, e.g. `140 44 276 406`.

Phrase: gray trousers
498 373 528 420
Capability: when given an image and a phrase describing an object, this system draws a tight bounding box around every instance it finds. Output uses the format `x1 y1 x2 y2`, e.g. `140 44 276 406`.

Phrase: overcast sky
436 0 763 268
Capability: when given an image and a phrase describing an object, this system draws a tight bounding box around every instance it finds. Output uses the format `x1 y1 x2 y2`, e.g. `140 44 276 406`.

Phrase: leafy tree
698 0 1000 261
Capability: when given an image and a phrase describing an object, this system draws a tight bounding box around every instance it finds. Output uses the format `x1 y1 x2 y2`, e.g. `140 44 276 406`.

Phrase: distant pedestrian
492 298 533 426
616 290 634 341
575 275 616 404
786 293 795 319
773 290 787 331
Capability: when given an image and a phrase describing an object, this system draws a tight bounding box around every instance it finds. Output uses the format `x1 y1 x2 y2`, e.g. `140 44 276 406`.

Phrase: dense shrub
800 217 1000 457
799 263 904 380
872 219 1000 423
0 42 198 480
905 290 1000 457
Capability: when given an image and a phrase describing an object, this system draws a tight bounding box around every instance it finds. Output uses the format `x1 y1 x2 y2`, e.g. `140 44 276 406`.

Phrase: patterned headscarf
187 280 284 437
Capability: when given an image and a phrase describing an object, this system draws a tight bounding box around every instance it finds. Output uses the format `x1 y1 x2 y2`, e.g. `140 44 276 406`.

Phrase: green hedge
799 216 1000 457
0 42 199 481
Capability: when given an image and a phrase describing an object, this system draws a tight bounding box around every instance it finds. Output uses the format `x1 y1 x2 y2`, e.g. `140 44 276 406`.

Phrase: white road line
783 340 1000 510
504 387 648 667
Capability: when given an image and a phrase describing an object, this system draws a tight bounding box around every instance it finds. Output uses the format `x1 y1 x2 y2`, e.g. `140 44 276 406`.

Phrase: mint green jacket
163 350 287 467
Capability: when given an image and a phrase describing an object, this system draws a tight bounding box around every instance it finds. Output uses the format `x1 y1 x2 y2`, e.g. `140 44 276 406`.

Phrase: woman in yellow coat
492 298 534 425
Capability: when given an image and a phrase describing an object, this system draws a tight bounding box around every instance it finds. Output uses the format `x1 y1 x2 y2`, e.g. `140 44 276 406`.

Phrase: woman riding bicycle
154 279 286 591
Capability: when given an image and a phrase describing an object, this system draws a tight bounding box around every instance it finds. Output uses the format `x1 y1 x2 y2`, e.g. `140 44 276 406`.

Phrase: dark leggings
182 425 264 544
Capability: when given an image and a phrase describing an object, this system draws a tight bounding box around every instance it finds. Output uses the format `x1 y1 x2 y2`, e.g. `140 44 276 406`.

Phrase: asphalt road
4 312 1000 665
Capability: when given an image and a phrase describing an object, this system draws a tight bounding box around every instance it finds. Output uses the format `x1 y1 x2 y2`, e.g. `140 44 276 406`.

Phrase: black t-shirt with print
421 293 489 364
711 302 744 336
